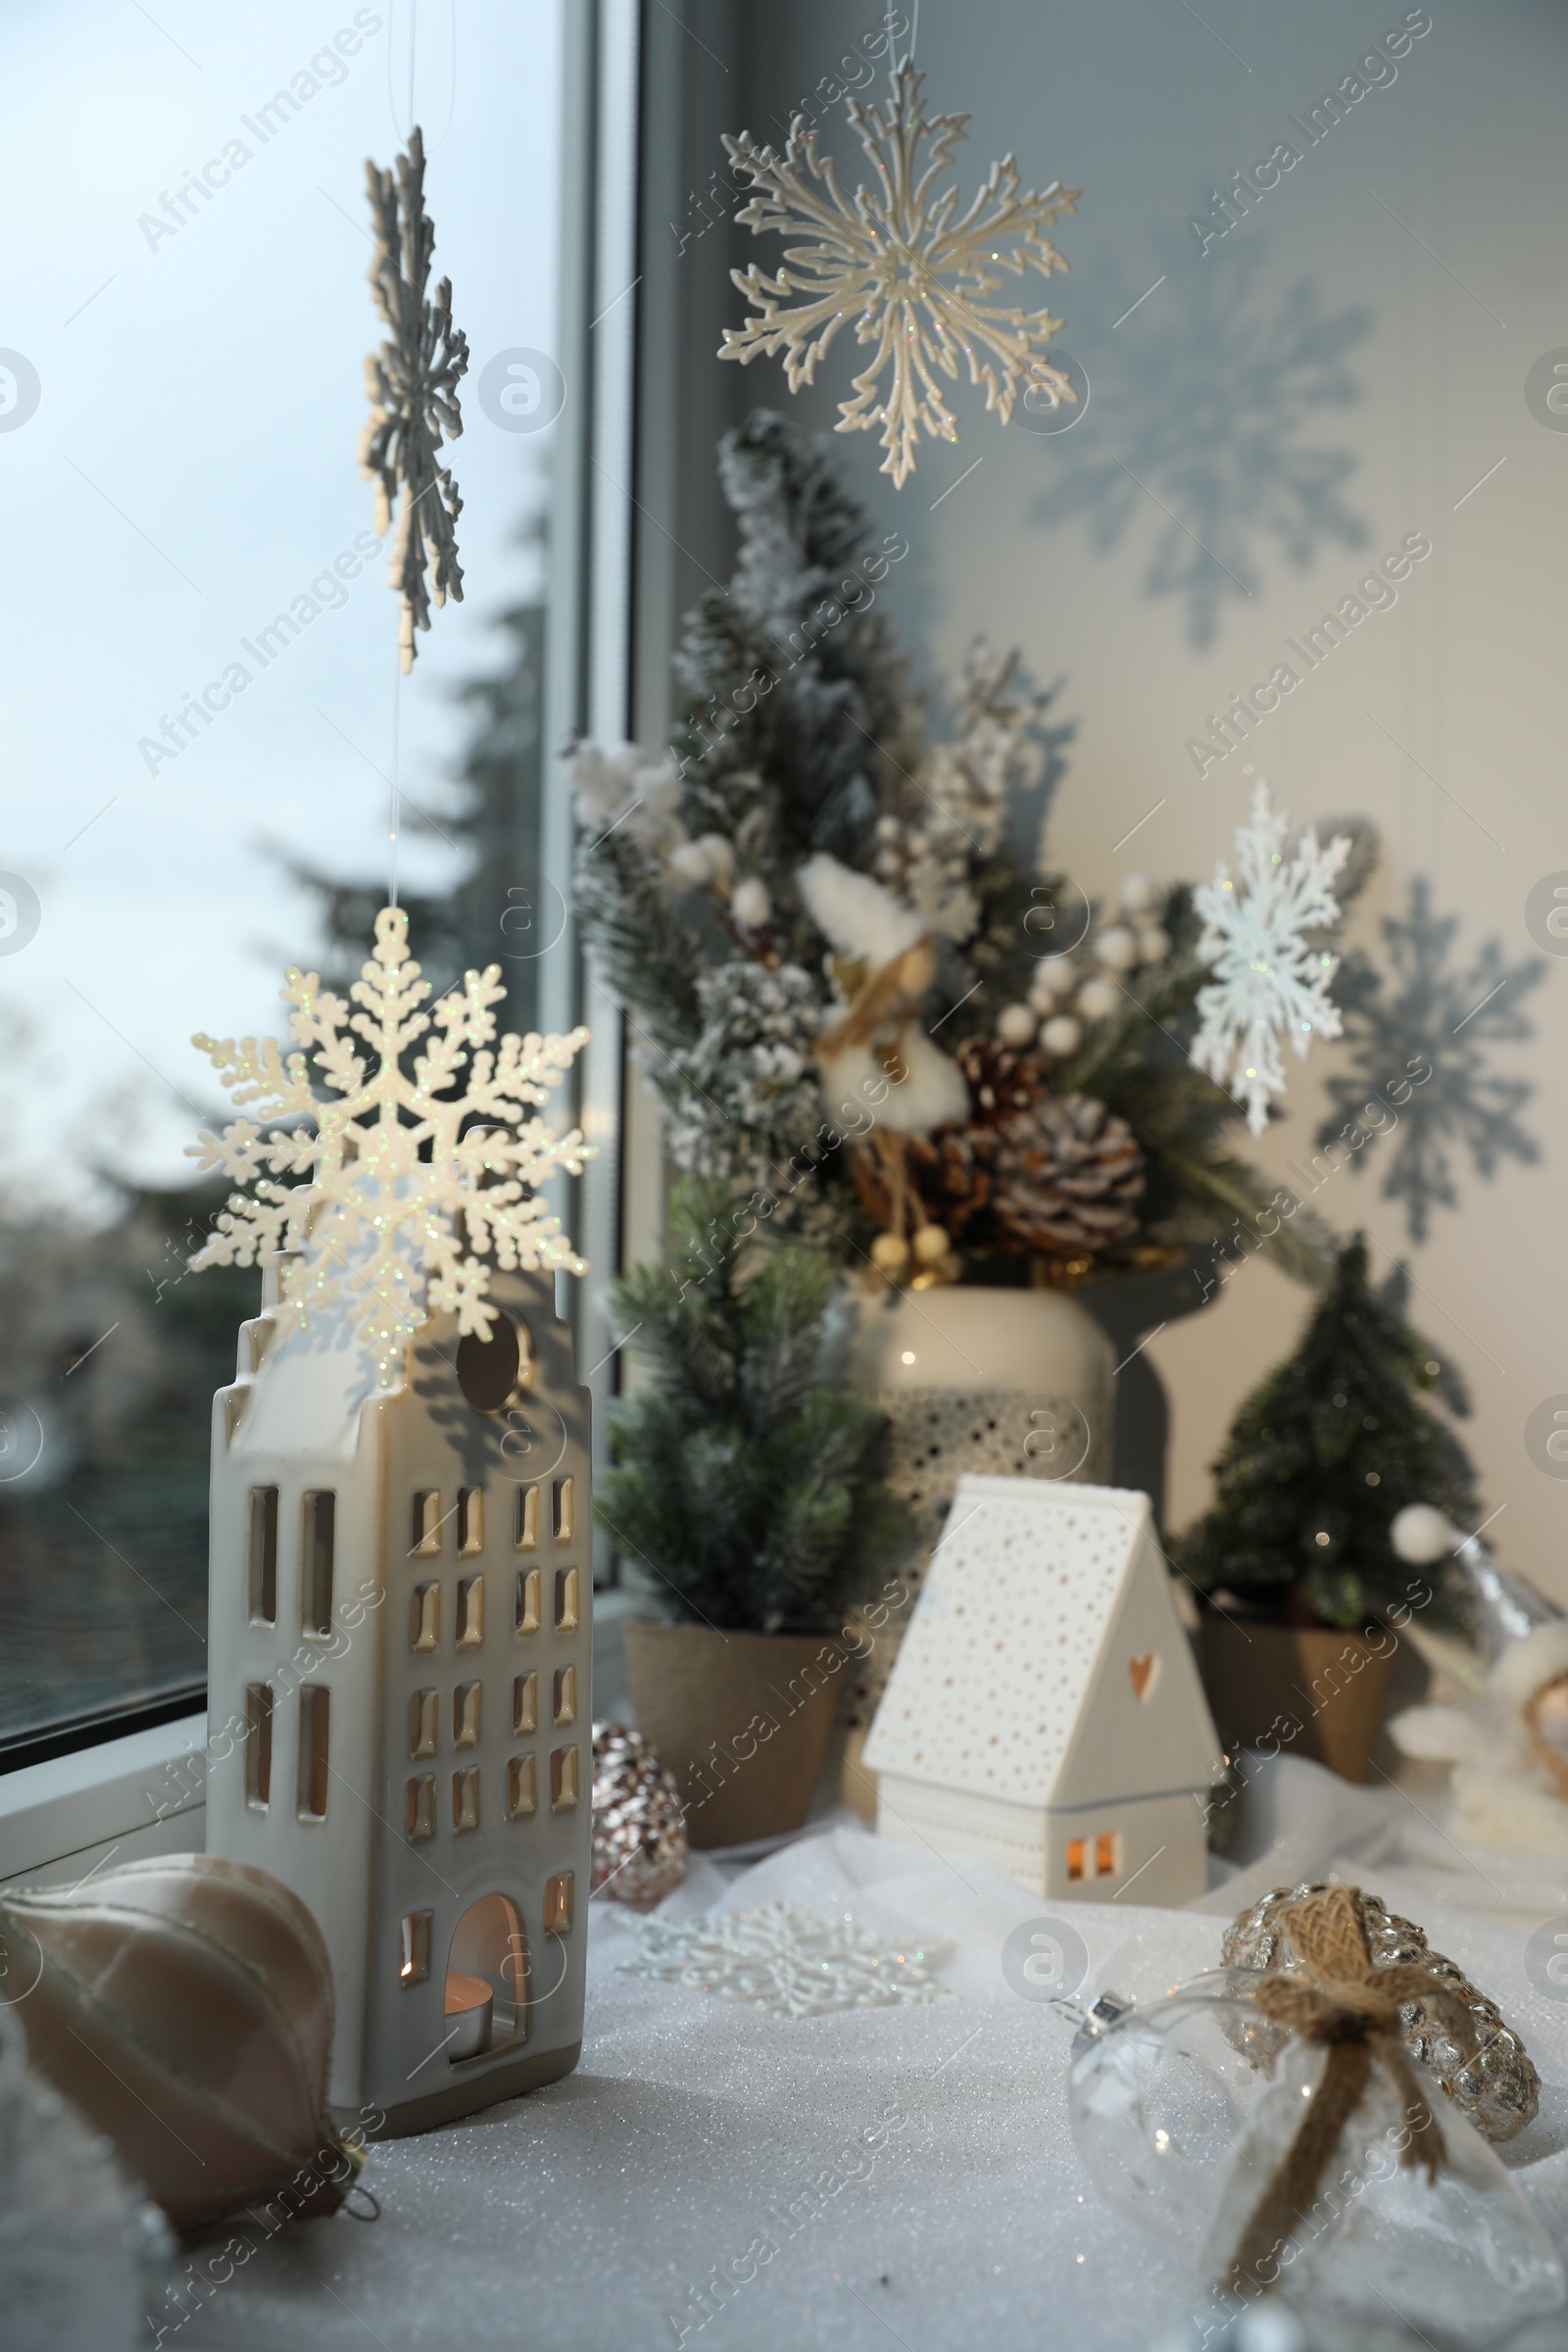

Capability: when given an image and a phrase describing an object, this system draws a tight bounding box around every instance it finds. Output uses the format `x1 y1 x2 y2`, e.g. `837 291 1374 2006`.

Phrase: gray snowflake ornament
360 123 468 671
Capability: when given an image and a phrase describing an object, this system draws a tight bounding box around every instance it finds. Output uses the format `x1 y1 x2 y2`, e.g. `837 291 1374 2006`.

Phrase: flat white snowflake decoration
719 61 1079 488
188 906 592 1386
1191 782 1350 1136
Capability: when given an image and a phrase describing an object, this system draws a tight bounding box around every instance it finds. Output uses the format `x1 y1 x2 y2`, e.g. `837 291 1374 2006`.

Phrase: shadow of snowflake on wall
1317 878 1544 1244
1032 242 1370 649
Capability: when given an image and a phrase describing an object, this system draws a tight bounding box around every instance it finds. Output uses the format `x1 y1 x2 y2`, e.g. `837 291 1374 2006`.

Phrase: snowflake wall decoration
719 62 1079 488
188 906 591 1386
1191 781 1350 1137
360 124 468 672
1316 878 1544 1243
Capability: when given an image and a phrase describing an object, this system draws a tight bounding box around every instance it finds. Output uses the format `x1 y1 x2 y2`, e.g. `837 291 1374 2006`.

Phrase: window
1096 1833 1120 1879
515 1568 542 1637
514 1671 538 1734
410 1584 441 1654
406 1775 436 1845
410 1493 442 1557
0 0 569 1767
248 1490 278 1625
458 1489 484 1556
302 1494 335 1639
454 1681 483 1749
553 1665 576 1727
453 1766 481 1834
554 1567 579 1634
457 1576 485 1650
409 1689 439 1761
552 1478 574 1544
515 1486 540 1549
400 1911 433 1986
508 1753 537 1820
1066 1838 1087 1885
297 1686 330 1821
550 1744 578 1811
544 1873 574 1934
244 1683 273 1808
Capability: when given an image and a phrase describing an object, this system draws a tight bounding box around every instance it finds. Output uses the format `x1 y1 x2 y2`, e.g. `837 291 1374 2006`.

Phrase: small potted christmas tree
1173 1235 1479 1781
597 1182 912 1846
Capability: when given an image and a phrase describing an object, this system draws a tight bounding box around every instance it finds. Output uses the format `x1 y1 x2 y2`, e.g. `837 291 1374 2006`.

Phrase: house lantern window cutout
444 1894 528 2065
862 1476 1222 1906
204 1267 592 2135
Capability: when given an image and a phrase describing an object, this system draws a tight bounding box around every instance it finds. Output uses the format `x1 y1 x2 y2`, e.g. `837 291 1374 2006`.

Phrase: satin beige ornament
0 1853 365 2232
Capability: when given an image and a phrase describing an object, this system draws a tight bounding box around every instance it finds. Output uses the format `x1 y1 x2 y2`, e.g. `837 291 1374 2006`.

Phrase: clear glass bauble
1067 1969 1564 2348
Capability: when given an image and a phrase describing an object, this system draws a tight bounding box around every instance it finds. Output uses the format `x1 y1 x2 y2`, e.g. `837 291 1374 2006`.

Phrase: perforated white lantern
862 1476 1222 1901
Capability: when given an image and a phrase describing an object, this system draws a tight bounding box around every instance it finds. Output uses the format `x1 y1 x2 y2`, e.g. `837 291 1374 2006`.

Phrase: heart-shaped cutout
1129 1653 1159 1702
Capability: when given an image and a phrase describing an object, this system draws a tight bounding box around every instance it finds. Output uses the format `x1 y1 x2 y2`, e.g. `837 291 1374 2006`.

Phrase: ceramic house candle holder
205 1260 591 2134
190 905 594 2134
863 1475 1221 1902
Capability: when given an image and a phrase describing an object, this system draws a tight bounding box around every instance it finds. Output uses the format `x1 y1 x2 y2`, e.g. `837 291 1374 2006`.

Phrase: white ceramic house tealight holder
205 1258 592 2135
863 1475 1221 1902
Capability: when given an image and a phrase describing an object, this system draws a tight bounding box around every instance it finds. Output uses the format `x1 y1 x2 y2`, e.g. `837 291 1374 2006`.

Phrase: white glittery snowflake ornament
622 1901 952 2018
719 61 1079 487
1191 782 1350 1136
187 906 592 1385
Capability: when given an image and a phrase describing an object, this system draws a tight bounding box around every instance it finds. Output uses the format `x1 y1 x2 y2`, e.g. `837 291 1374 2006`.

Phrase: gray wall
645 1 1568 1592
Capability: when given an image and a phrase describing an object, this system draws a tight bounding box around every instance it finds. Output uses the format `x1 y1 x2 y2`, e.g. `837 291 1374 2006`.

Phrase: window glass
0 0 564 1754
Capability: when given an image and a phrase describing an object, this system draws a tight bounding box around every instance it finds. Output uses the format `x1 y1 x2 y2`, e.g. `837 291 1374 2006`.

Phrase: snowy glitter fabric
592 1723 689 1912
1190 781 1350 1136
152 1770 1568 2351
621 1899 954 2017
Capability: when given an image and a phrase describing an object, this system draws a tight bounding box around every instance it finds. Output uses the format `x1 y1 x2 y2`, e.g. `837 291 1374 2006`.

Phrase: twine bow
1224 1884 1480 2296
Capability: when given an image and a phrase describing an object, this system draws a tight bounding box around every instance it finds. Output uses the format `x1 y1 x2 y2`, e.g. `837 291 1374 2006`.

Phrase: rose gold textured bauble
591 1723 688 1911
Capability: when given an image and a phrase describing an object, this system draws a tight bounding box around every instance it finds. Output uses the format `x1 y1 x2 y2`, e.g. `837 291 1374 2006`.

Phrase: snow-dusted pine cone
956 1036 1045 1120
988 1092 1145 1253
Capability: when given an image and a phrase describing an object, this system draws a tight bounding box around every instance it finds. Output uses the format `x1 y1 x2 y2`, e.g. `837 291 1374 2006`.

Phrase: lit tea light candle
445 1971 493 2060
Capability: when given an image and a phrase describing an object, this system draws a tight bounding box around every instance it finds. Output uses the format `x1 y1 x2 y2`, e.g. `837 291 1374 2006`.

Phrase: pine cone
906 1125 995 1238
988 1092 1145 1254
851 1128 994 1238
956 1035 1045 1119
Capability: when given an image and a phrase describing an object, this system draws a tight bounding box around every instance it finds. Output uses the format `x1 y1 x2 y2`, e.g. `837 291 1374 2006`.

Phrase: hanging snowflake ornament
187 906 592 1387
1191 781 1350 1136
360 123 468 671
719 61 1079 487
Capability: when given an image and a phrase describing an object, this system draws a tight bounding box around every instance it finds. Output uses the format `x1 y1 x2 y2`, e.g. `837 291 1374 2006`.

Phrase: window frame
2 0 658 1862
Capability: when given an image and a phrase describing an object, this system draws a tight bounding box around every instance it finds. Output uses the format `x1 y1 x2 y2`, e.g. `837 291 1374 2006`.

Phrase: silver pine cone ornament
988 1092 1145 1254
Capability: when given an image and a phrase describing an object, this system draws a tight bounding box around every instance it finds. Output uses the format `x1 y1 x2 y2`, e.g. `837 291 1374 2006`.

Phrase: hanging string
386 0 456 147
903 0 919 69
389 653 402 909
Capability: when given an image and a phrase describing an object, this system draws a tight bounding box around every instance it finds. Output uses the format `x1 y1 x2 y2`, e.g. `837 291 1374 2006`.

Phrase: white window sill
0 1599 643 1890
0 1710 207 1891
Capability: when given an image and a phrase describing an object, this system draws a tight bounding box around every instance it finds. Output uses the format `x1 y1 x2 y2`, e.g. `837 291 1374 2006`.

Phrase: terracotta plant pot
1200 1615 1396 1785
623 1622 845 1848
